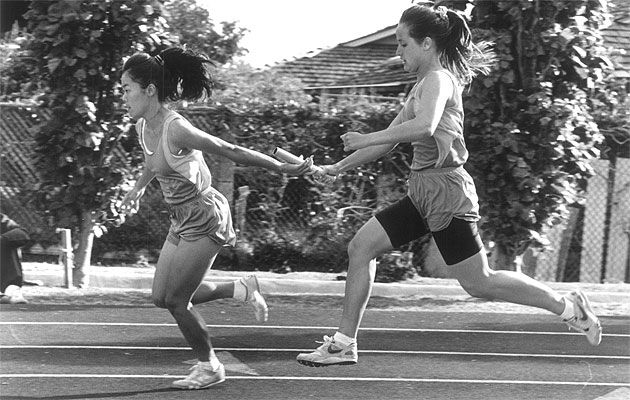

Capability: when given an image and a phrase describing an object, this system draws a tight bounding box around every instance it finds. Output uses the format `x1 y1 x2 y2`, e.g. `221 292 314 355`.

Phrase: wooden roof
602 0 630 78
270 43 397 89
273 1 630 91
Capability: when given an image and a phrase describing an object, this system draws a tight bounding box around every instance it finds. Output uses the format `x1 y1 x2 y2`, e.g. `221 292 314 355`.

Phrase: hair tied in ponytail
434 5 448 20
154 54 164 66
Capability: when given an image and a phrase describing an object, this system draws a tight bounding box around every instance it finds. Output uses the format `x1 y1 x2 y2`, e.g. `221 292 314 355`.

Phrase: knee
152 295 167 309
347 235 375 262
152 293 183 310
347 237 361 259
456 273 496 300
458 281 490 299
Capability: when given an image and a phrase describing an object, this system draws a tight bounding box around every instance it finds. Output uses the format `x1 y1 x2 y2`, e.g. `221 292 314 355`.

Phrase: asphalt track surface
1 293 629 400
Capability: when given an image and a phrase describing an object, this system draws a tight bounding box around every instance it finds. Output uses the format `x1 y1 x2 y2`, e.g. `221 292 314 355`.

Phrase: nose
395 46 402 57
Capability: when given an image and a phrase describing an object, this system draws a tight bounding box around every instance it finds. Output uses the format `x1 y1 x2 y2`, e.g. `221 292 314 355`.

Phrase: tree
20 0 173 286
163 0 247 64
457 0 612 271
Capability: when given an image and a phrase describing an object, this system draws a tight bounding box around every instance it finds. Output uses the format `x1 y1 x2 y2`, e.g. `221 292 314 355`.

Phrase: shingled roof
275 0 630 93
602 0 630 78
271 43 397 89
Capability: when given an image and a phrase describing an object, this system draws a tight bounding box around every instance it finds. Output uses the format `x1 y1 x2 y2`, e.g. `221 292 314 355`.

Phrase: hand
119 188 144 217
281 156 314 176
312 164 339 184
341 131 369 151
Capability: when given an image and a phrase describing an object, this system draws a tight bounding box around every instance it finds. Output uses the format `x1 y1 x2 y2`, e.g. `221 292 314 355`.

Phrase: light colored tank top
137 112 214 206
394 69 468 171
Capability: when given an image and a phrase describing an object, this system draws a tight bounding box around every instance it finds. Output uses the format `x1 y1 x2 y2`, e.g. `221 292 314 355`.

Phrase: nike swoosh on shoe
327 346 343 354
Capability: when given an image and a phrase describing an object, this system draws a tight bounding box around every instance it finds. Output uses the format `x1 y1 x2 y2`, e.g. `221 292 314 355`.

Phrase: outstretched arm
169 120 313 175
342 72 453 152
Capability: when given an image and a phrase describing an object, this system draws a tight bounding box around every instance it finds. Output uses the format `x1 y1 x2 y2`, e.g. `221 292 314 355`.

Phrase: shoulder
166 114 193 135
423 70 454 89
417 70 455 98
164 113 198 147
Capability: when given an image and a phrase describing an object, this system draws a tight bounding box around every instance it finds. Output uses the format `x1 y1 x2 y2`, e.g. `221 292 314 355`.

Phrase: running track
1 298 629 400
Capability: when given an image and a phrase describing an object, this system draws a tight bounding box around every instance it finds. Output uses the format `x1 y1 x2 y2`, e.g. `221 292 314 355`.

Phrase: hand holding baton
273 147 335 182
273 147 306 164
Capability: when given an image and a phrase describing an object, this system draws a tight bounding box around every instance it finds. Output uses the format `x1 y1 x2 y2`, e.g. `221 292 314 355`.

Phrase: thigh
350 216 396 260
374 196 429 249
432 218 484 265
153 237 221 303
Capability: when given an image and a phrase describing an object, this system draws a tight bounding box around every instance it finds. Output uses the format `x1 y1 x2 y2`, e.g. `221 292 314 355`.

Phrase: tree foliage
163 0 247 64
455 0 612 263
18 0 173 285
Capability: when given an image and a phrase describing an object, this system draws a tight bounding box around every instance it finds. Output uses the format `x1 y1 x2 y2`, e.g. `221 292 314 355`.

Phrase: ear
146 83 158 96
422 37 433 50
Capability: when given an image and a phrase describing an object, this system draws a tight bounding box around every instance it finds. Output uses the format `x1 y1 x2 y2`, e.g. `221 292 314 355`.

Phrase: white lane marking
1 345 627 360
0 322 627 338
0 374 628 387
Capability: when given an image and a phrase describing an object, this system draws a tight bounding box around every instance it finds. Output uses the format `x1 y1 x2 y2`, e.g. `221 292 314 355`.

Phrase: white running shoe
4 285 27 304
241 275 268 322
297 335 358 367
172 362 225 390
563 290 602 346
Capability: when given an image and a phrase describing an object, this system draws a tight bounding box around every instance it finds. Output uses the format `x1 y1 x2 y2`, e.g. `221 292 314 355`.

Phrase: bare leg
153 237 222 362
448 250 565 315
191 281 234 304
338 217 394 339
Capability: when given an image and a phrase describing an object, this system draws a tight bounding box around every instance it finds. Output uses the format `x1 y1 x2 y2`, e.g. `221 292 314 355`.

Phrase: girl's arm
320 104 406 176
341 72 453 152
169 121 312 175
120 167 156 215
135 167 156 190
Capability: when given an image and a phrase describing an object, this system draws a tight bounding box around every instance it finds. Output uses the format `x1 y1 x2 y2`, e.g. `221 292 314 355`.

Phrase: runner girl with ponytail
120 47 313 389
297 3 601 368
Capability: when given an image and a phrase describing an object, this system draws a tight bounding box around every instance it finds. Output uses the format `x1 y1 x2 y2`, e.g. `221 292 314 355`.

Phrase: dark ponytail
122 47 215 103
400 4 495 85
442 9 494 85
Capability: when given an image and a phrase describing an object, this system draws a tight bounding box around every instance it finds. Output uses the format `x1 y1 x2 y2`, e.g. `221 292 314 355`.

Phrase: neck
416 59 443 82
144 104 166 133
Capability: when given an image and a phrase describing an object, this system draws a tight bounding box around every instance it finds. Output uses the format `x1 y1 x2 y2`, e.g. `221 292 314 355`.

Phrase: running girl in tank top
297 4 601 368
119 47 313 389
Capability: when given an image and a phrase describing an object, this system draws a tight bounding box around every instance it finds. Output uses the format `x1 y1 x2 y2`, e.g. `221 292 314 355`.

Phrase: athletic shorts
166 188 236 247
375 166 482 265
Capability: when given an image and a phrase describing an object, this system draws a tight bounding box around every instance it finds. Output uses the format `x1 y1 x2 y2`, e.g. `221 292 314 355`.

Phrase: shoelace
315 335 334 345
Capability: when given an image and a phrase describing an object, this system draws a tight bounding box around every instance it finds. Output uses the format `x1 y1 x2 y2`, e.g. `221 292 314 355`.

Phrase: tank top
137 112 214 206
394 69 468 171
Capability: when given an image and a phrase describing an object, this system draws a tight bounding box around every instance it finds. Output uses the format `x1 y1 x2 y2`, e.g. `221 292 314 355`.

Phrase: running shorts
375 166 483 265
166 188 236 247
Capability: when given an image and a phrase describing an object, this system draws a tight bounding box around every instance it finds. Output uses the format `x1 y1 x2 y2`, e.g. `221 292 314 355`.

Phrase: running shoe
563 290 602 346
241 275 268 322
172 362 225 390
297 335 358 367
3 286 27 304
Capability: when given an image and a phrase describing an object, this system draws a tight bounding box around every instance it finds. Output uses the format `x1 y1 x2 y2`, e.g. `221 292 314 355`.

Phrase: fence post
236 186 251 235
56 228 73 288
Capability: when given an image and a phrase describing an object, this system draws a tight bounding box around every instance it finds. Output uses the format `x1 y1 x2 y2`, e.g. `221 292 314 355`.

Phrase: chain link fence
2 105 628 283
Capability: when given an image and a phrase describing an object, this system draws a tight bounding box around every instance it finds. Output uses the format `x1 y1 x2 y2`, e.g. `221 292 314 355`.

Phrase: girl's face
121 71 151 120
395 23 426 75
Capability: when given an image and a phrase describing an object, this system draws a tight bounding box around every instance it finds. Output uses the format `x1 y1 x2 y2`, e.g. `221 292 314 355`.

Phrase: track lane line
1 345 626 359
0 322 627 338
0 374 628 387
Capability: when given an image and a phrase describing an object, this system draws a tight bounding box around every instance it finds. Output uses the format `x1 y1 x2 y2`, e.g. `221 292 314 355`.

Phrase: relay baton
273 147 305 164
273 147 325 176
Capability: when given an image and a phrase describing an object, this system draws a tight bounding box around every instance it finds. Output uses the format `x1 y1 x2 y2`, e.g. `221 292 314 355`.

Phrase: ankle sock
198 358 221 371
560 297 575 320
233 279 247 302
333 331 355 346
